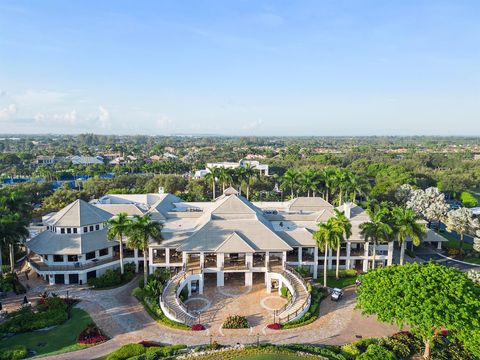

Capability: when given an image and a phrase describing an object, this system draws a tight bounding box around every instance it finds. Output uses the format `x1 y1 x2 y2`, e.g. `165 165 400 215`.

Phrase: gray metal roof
26 228 114 255
95 204 145 216
47 200 113 227
276 228 316 247
288 197 334 212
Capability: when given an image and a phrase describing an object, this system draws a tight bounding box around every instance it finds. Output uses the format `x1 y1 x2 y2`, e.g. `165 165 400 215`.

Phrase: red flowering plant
78 323 108 345
267 323 281 330
192 324 205 331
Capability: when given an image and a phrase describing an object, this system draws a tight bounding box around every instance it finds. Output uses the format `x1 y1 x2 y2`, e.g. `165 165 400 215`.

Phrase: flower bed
77 323 108 345
222 315 249 329
192 324 205 331
267 323 281 330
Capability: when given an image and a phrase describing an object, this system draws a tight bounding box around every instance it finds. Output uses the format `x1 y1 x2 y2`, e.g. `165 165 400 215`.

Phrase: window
53 255 63 262
73 228 77 234
99 248 108 256
95 224 100 230
89 225 94 232
60 228 65 234
86 251 96 260
67 228 71 234
83 227 88 233
67 255 78 262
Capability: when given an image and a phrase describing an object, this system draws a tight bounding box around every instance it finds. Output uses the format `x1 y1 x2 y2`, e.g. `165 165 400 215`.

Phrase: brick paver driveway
39 278 398 360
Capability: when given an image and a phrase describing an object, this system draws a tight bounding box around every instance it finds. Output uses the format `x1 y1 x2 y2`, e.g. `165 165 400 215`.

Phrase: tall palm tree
242 163 258 200
321 167 337 203
204 167 222 200
107 212 131 275
217 168 231 193
331 209 352 279
313 219 342 287
392 206 426 265
126 214 163 284
300 169 319 197
280 169 299 200
0 213 29 273
360 207 393 269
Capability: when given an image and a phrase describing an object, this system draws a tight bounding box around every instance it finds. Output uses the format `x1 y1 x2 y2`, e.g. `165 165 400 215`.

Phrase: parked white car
331 288 344 301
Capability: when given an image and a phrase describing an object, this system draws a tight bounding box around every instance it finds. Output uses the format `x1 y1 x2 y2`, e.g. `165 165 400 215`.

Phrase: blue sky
0 0 479 135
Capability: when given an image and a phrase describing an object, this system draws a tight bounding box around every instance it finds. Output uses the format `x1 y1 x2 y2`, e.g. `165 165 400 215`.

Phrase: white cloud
64 110 77 124
13 89 66 106
243 117 263 130
98 106 111 129
0 104 17 120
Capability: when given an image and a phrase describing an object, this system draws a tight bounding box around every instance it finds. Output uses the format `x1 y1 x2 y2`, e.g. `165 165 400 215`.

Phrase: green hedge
0 345 28 360
0 296 68 334
460 191 478 207
357 344 396 360
105 344 187 360
106 343 146 360
282 287 326 329
132 288 191 330
326 269 357 278
88 262 136 288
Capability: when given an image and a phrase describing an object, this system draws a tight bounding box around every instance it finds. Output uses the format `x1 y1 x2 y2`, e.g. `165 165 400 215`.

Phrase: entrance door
54 274 65 284
69 274 79 284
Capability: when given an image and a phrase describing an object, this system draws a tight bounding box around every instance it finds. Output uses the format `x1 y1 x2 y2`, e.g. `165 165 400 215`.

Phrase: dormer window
95 224 100 231
67 228 71 234
84 226 88 233
61 228 65 234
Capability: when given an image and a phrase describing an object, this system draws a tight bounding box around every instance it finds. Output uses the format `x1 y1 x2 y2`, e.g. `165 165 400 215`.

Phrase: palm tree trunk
323 244 328 287
119 235 124 274
424 339 431 359
212 181 216 200
371 242 376 269
400 241 405 266
247 184 250 200
459 233 464 256
143 247 148 285
9 243 14 273
336 245 340 279
307 190 310 197
326 191 329 203
291 188 294 200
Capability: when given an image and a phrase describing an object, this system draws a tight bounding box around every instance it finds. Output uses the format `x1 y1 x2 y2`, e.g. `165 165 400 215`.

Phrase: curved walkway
40 280 398 360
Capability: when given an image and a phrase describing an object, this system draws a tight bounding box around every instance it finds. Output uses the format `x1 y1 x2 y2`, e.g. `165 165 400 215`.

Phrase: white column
199 274 204 294
182 252 188 269
245 253 253 269
245 272 253 286
363 242 370 272
387 241 394 265
282 251 287 268
313 247 318 279
266 272 271 293
64 274 69 285
216 271 224 287
265 252 270 269
437 242 442 250
134 249 139 272
79 272 87 285
216 253 224 270
298 247 302 263
48 274 55 285
200 252 205 269
187 281 192 296
165 248 170 266
278 278 283 295
346 242 351 270
148 247 154 273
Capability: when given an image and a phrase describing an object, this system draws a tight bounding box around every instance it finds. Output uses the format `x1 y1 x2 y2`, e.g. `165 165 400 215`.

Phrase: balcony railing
28 254 120 272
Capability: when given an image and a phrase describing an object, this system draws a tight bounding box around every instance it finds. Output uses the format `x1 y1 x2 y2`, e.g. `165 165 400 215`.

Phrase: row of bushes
88 262 136 288
282 287 327 329
0 296 69 334
132 287 191 330
106 343 186 360
326 269 357 278
0 345 27 360
0 273 26 294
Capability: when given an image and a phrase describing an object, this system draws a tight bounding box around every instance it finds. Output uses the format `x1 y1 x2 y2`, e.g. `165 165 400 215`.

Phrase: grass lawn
464 257 480 265
326 276 356 288
436 230 474 251
0 308 94 358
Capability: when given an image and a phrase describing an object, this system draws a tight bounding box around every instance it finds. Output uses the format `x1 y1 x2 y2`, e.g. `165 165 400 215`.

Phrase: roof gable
215 232 255 253
212 195 256 217
48 199 112 227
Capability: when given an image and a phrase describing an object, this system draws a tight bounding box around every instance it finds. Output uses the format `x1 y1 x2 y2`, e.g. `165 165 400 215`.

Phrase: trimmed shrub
460 191 478 207
0 345 28 360
340 343 361 359
106 343 146 360
89 262 135 288
357 344 397 360
77 323 108 345
192 324 205 331
327 269 357 278
222 315 249 329
280 285 290 298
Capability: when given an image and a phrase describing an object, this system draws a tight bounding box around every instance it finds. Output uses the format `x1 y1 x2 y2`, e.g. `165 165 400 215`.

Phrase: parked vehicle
331 288 343 301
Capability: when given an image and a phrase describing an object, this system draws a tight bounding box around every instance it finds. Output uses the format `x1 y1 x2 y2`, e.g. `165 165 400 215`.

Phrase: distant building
69 155 104 165
194 159 269 178
34 155 56 165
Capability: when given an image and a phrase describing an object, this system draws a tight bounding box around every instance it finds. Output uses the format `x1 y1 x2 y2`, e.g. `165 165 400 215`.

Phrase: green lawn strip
0 308 93 358
435 230 474 251
463 257 480 265
326 276 356 289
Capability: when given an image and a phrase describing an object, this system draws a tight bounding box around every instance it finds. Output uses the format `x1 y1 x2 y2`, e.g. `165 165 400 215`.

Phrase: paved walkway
38 279 398 360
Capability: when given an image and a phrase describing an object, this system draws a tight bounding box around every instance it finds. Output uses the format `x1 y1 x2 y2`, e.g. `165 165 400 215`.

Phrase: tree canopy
356 262 480 358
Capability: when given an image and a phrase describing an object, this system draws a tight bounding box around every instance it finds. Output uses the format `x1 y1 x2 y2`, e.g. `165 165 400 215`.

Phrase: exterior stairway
160 271 198 326
277 267 311 323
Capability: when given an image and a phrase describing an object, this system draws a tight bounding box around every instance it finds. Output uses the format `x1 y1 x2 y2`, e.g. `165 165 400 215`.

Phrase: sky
0 0 479 136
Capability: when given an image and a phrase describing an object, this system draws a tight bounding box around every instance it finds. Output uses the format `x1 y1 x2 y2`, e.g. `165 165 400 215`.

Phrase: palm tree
1 213 29 273
126 214 163 284
217 168 231 193
392 206 426 265
331 209 352 279
107 212 131 275
321 167 337 203
360 207 393 269
300 169 319 197
280 169 299 200
204 167 222 200
313 219 342 287
242 163 258 200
